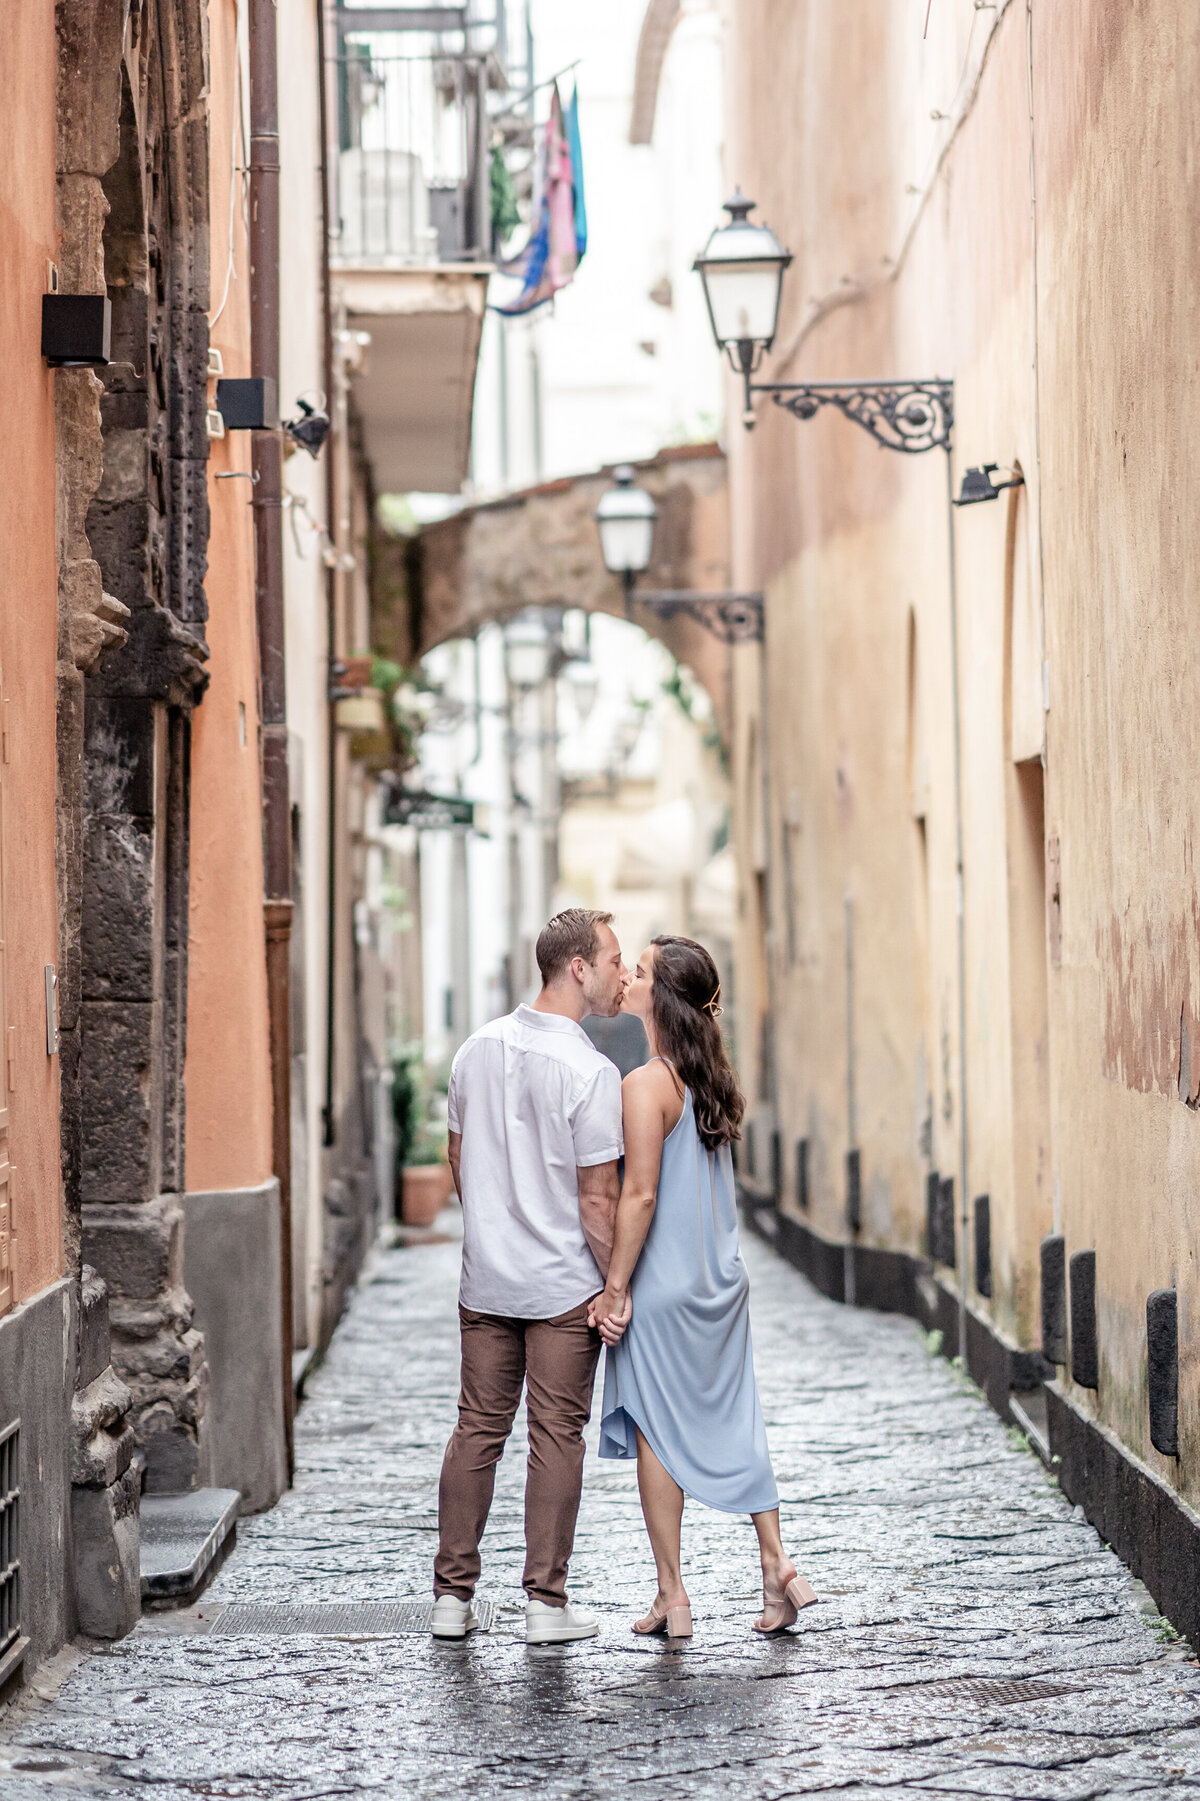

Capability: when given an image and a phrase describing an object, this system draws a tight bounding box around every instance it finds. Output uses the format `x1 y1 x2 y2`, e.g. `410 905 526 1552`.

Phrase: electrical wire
209 0 249 329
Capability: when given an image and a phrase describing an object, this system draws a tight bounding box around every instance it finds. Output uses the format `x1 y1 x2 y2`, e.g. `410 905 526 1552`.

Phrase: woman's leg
750 1508 796 1596
635 1429 688 1605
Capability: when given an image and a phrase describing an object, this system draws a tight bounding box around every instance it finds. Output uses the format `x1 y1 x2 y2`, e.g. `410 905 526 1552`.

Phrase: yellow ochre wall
727 0 1200 1497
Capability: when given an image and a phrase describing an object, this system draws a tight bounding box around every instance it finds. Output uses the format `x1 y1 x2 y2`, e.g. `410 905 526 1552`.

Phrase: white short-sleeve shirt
446 1004 624 1318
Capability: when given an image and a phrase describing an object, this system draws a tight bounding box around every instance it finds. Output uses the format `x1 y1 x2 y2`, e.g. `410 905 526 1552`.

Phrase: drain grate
911 1677 1080 1705
211 1599 494 1636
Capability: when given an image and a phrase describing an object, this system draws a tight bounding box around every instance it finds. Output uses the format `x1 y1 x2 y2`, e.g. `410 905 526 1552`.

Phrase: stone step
139 1488 240 1606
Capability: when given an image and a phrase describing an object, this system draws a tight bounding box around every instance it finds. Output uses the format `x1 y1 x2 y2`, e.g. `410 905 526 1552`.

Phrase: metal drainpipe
317 0 338 1149
249 0 295 1476
944 449 970 1370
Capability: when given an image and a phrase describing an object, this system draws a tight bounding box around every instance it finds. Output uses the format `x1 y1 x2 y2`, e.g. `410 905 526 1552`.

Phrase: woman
591 935 817 1639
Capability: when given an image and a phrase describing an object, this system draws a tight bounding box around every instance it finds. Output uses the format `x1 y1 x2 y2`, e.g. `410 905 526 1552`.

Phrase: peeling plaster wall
728 0 1200 1503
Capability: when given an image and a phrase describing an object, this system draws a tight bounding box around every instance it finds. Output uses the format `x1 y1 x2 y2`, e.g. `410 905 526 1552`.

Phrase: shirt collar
515 1003 590 1041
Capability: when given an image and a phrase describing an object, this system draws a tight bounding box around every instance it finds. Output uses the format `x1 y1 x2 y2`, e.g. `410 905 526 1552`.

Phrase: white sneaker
525 1598 599 1644
431 1595 479 1639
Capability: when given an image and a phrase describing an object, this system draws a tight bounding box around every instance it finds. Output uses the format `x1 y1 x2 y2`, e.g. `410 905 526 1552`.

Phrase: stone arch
409 445 737 742
630 0 682 146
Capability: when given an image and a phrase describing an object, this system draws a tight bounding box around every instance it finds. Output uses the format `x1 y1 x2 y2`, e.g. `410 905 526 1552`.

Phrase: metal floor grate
911 1677 1080 1705
0 1421 19 1660
211 1599 494 1636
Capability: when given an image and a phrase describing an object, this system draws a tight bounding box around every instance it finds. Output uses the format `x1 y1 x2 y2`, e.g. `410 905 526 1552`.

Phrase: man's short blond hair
535 908 614 986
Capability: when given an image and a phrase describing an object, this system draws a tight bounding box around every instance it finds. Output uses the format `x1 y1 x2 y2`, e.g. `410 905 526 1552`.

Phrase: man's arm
577 1159 620 1276
448 1130 462 1201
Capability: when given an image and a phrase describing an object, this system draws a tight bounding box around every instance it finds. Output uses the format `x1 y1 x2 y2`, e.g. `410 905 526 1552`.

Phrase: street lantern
595 466 658 614
692 195 954 448
594 465 764 642
504 614 552 690
693 193 792 398
564 660 600 723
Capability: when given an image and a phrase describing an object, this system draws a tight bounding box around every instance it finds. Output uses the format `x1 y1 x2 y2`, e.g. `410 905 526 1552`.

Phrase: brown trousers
435 1301 601 1607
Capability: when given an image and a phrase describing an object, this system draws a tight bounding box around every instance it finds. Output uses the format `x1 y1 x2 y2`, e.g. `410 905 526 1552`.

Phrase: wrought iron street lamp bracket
749 377 955 454
629 589 764 644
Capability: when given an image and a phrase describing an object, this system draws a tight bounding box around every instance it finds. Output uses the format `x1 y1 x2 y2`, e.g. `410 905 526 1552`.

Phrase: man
432 908 631 1644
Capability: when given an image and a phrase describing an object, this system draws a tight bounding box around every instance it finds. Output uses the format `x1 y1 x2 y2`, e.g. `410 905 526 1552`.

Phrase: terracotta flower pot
401 1163 449 1227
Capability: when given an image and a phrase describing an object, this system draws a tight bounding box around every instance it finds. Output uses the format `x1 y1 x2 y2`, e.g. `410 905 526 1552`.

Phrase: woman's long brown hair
649 935 745 1151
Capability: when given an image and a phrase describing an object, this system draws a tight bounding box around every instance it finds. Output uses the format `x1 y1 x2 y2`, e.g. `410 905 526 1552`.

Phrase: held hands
588 1286 632 1346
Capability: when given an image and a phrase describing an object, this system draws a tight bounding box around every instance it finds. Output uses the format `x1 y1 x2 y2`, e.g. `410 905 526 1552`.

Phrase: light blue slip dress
598 1080 779 1513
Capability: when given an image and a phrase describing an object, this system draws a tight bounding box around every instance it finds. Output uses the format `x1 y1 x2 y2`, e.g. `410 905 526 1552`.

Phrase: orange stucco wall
1 4 65 1300
183 0 274 1193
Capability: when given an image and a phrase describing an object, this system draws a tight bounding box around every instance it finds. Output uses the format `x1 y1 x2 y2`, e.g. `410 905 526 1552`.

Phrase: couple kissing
431 907 816 1644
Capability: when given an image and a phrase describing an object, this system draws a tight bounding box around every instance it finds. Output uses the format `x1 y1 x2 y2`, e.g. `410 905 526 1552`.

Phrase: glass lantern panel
598 513 655 575
703 259 783 346
506 640 550 687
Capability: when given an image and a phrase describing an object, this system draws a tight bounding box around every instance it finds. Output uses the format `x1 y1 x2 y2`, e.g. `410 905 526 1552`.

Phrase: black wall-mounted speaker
42 294 111 367
216 376 280 431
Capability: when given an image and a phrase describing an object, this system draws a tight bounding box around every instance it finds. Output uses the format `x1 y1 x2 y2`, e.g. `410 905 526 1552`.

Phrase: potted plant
400 1123 452 1228
391 1050 419 1214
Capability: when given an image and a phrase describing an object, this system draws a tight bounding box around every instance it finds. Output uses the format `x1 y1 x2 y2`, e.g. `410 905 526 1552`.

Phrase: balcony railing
334 49 492 266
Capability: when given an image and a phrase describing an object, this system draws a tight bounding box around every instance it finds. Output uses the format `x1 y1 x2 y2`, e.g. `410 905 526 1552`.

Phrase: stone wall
56 0 214 1500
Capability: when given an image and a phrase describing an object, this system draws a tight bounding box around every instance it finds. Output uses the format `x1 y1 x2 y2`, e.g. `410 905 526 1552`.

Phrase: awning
335 266 490 495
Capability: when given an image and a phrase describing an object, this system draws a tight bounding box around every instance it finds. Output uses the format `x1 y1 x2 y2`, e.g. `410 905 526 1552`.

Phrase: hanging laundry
493 83 585 316
565 85 587 263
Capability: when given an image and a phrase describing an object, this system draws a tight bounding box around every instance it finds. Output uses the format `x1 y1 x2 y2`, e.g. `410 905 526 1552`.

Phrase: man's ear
569 954 587 987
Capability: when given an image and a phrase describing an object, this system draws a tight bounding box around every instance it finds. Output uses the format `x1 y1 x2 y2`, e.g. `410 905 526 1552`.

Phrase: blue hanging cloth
492 84 585 316
566 85 587 263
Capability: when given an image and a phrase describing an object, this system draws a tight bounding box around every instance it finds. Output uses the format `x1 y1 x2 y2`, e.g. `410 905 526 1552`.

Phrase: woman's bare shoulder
622 1059 680 1103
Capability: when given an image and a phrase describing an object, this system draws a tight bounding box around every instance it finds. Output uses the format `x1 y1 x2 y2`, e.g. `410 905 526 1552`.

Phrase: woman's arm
589 1069 668 1340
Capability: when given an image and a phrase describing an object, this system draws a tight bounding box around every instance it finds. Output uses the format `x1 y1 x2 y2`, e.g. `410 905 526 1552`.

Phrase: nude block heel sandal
753 1573 818 1633
633 1597 694 1639
785 1576 817 1614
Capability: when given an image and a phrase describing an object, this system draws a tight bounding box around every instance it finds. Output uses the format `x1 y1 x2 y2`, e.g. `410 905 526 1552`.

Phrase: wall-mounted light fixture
504 615 554 691
692 191 791 428
693 196 952 452
41 294 111 368
594 466 763 642
284 396 331 459
953 463 1024 506
216 376 280 431
594 466 659 615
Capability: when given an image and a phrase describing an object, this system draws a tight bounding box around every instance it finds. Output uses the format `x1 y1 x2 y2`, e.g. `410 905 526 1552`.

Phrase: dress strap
644 1054 677 1068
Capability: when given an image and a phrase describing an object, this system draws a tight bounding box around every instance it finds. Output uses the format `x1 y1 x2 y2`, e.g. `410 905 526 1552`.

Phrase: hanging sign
384 788 475 830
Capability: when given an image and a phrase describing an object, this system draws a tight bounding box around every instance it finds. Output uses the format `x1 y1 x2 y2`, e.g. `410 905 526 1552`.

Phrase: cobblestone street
4 1216 1200 1800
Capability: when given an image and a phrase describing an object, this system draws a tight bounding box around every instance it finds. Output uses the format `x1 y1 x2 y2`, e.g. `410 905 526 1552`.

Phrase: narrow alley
4 1217 1199 1801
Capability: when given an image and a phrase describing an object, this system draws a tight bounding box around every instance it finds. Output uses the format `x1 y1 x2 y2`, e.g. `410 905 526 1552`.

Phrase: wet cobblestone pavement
5 1213 1200 1799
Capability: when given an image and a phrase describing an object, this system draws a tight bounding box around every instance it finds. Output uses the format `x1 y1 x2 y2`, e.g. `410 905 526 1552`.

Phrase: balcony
331 9 516 493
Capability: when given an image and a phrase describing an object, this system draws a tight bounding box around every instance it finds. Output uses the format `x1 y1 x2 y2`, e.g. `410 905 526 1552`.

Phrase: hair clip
703 985 722 1018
